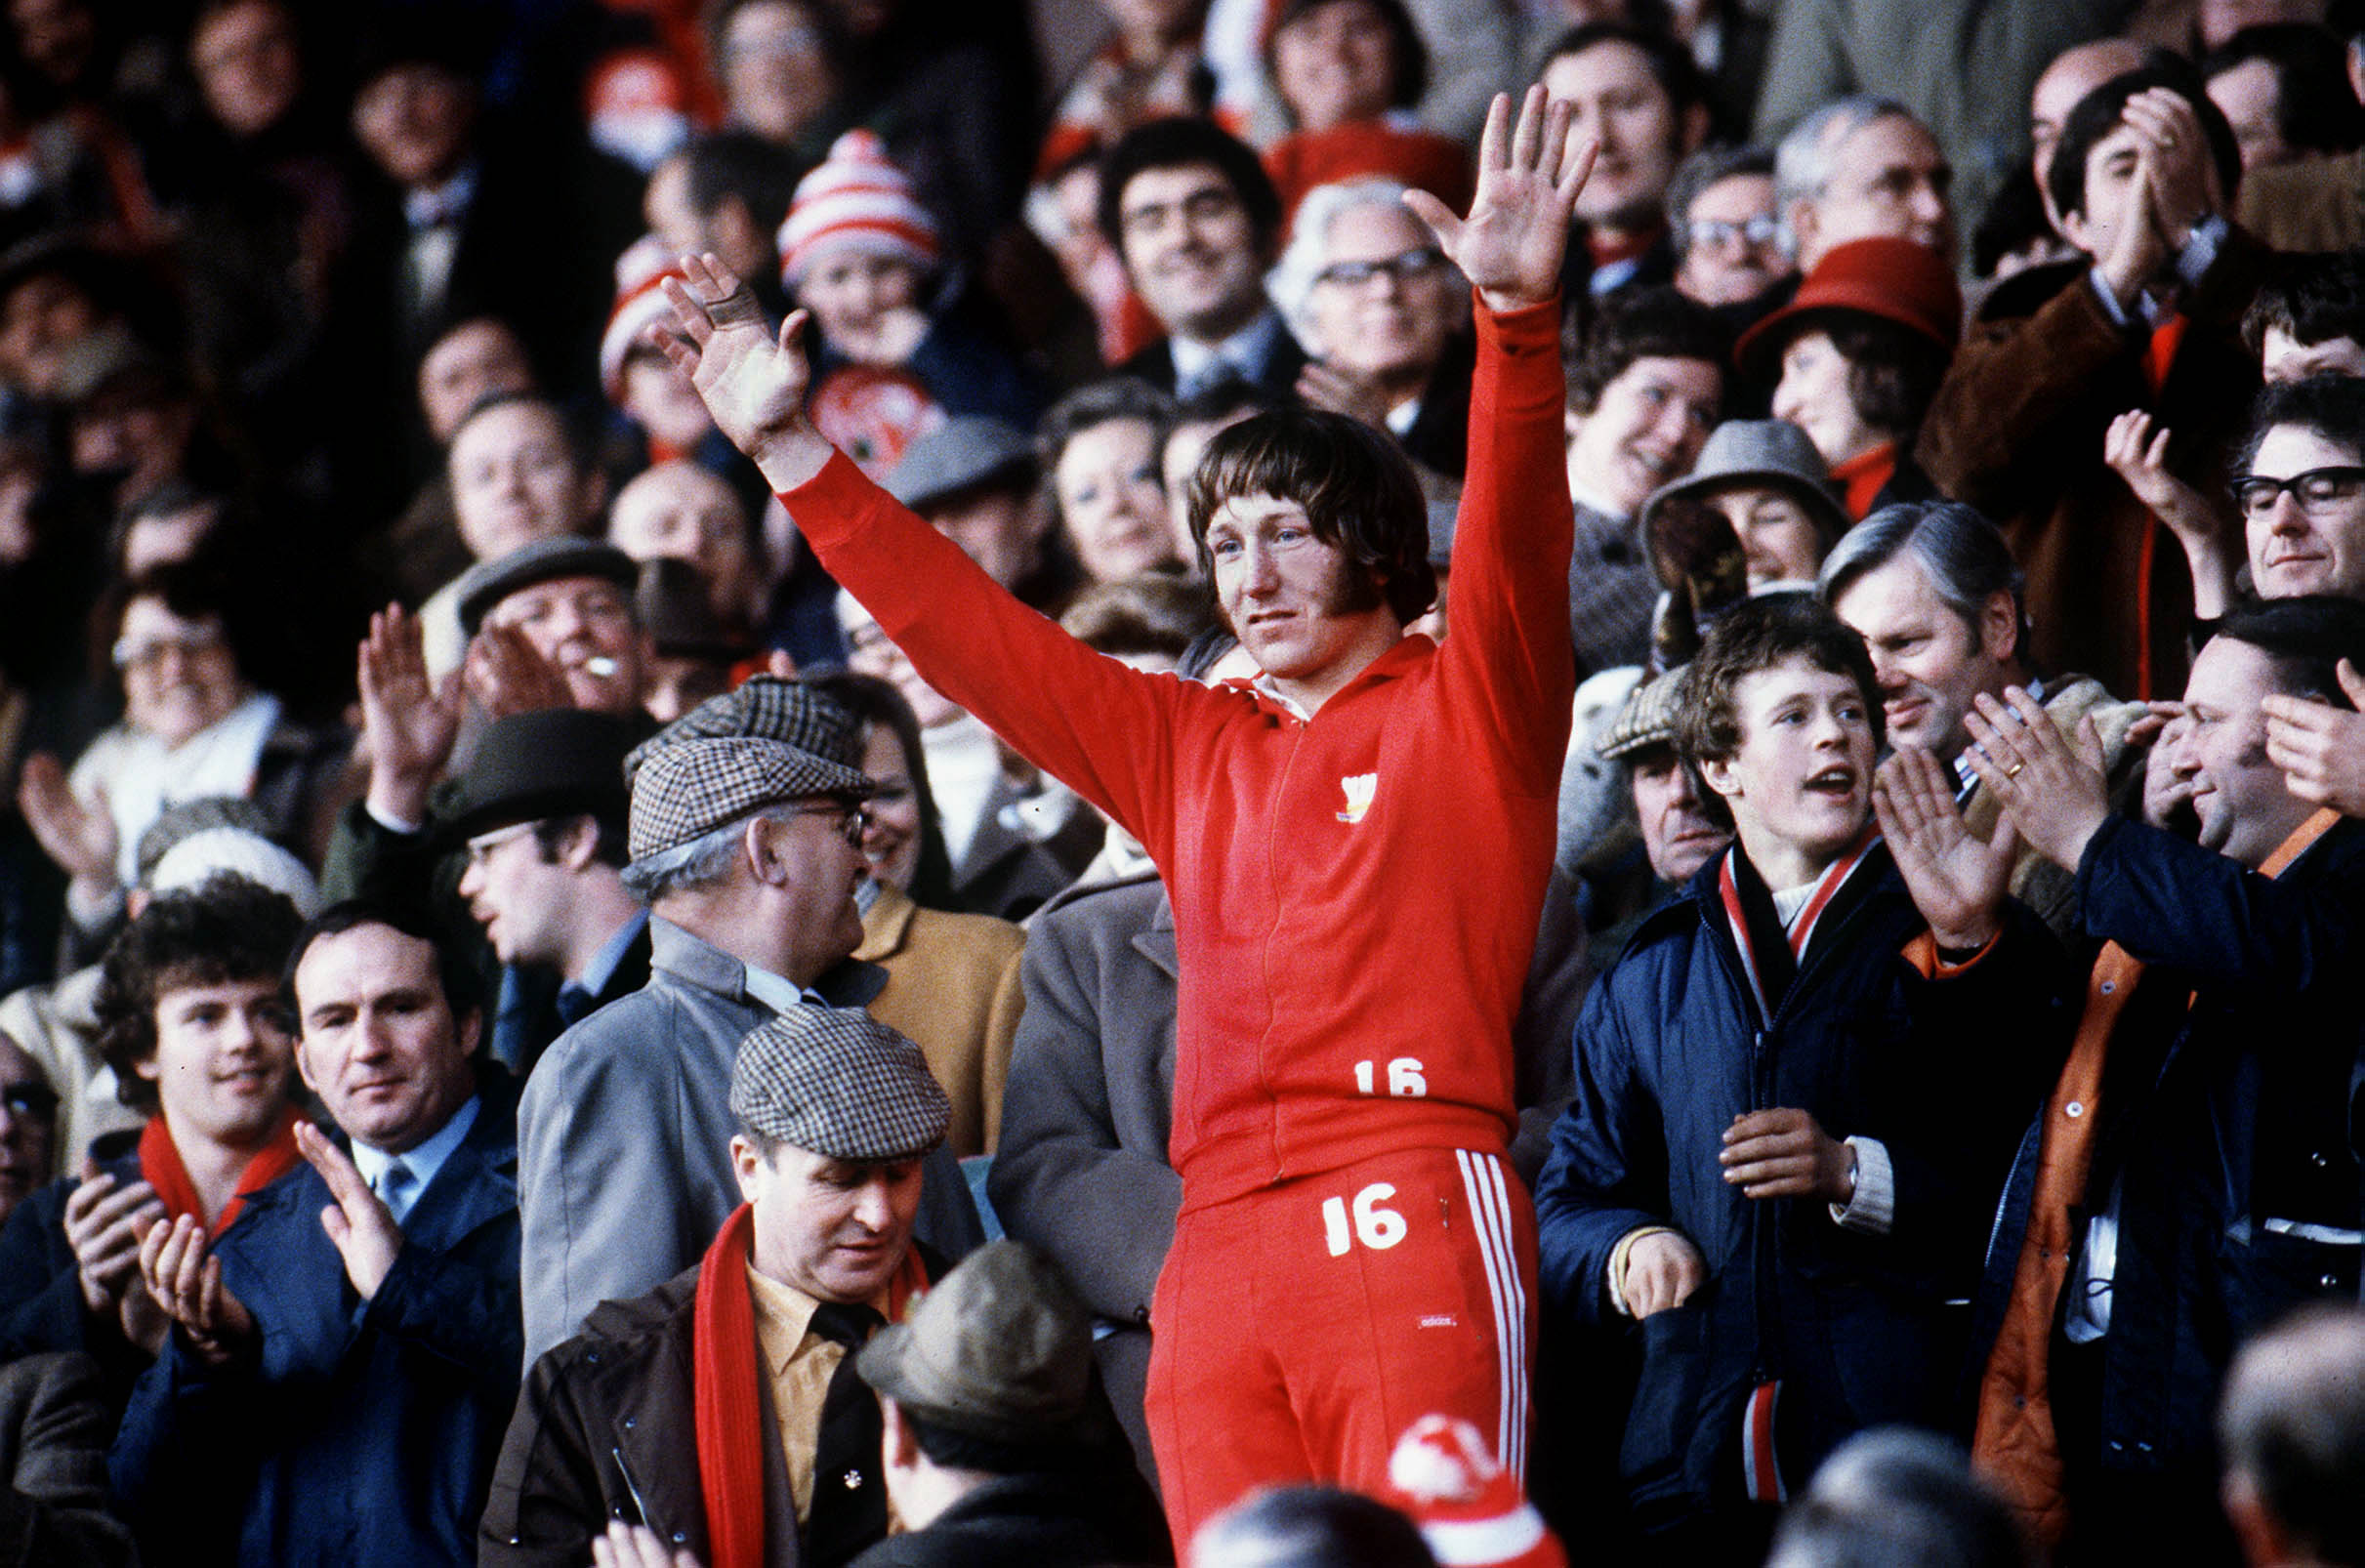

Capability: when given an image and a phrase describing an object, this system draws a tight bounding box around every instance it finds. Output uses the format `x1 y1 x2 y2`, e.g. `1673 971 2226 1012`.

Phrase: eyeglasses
785 800 870 847
2229 466 2365 518
0 1080 57 1122
111 626 228 671
463 819 543 867
1312 247 1445 289
1686 215 1780 252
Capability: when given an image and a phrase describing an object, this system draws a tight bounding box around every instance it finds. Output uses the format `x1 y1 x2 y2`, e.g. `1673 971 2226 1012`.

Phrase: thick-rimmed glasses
2229 466 2365 519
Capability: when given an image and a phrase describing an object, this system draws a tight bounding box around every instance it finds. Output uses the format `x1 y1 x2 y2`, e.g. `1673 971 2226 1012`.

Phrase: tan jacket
0 968 135 1178
856 885 1026 1158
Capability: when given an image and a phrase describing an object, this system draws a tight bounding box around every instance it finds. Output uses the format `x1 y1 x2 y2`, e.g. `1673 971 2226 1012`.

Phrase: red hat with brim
1734 235 1962 378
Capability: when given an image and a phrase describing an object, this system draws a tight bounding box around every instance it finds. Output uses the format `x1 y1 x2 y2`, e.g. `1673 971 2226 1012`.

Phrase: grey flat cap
1638 419 1851 548
455 537 640 639
856 1240 1094 1443
729 1007 950 1162
624 674 865 785
1597 665 1688 761
626 734 872 862
884 415 1036 511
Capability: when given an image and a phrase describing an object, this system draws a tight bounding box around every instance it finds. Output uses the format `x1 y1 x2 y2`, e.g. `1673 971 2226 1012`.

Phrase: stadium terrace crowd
11 2 2365 1566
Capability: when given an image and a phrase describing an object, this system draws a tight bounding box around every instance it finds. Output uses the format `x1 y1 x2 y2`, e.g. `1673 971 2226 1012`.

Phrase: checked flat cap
729 1007 949 1161
626 735 873 862
1597 665 1688 762
624 675 865 785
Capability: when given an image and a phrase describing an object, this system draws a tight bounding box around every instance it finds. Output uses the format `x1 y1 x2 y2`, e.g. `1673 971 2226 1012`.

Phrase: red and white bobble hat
776 129 940 288
1382 1416 1567 1568
600 235 689 404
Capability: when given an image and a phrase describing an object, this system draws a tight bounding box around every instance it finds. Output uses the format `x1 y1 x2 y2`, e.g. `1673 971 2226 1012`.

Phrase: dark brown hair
1183 407 1434 624
97 876 305 1114
1676 593 1882 829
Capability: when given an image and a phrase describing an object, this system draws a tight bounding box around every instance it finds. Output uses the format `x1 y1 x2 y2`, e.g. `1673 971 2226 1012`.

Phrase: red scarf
137 1108 303 1234
691 1204 929 1568
1828 442 1899 521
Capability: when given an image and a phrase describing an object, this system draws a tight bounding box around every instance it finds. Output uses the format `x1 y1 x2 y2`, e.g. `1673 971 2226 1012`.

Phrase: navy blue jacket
1536 845 2072 1528
1968 813 2365 1486
0 1134 142 1370
108 1071 522 1567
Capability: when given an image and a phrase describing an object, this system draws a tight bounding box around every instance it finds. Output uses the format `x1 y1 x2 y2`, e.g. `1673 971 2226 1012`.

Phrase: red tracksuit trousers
1143 1145 1539 1549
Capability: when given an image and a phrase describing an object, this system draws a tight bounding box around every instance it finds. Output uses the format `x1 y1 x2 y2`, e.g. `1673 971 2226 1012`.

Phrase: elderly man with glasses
515 679 981 1363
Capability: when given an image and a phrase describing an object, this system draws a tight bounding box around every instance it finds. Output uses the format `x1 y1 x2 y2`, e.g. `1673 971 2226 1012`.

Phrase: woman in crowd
16 562 347 968
1736 234 1960 520
1039 378 1185 587
1260 0 1472 220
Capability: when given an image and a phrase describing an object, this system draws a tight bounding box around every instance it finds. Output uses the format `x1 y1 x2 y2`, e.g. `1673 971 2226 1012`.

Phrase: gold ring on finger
2005 762 2024 778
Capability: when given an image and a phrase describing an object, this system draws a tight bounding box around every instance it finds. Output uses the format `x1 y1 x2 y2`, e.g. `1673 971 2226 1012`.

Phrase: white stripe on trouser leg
1455 1150 1525 1480
1481 1154 1530 1478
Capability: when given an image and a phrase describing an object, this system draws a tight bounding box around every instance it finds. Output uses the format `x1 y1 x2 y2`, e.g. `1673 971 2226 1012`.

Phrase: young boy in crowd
1535 594 2070 1558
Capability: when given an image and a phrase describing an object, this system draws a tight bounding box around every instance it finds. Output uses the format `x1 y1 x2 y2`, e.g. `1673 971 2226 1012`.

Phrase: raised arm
1402 88 1594 784
656 260 1205 854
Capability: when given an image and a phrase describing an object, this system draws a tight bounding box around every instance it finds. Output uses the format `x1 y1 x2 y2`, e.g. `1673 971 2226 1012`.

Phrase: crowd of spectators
3 0 2365 1564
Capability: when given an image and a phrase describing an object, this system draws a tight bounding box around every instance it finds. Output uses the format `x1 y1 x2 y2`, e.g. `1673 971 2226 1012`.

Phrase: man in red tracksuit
657 88 1589 1547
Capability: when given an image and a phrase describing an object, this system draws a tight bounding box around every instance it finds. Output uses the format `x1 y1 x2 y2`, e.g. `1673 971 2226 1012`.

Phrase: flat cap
884 415 1036 512
627 735 871 862
455 537 640 639
857 1240 1094 1443
441 709 638 845
1597 665 1688 761
624 674 864 784
729 1007 950 1162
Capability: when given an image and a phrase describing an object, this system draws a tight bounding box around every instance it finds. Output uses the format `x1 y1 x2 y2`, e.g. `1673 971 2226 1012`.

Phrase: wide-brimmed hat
440 709 638 845
856 1240 1094 1443
1733 235 1962 376
728 1007 950 1161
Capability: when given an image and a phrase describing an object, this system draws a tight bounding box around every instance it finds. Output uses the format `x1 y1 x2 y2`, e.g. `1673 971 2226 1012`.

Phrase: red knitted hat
776 129 941 286
600 234 689 403
1734 235 1962 375
1382 1416 1568 1568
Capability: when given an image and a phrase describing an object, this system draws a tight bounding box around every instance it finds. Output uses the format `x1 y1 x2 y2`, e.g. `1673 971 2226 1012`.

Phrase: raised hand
2263 659 2365 817
1721 1108 1854 1202
1619 1229 1705 1319
1403 87 1596 314
463 624 576 719
18 752 116 889
1963 687 2112 872
297 1121 402 1301
64 1172 166 1315
2093 119 2170 309
2139 703 2199 829
139 1213 256 1367
655 255 833 491
1296 358 1395 431
357 604 461 827
2104 410 2236 619
1873 744 2014 951
2121 86 2220 246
